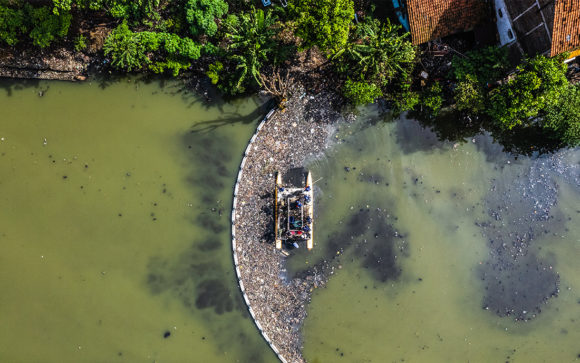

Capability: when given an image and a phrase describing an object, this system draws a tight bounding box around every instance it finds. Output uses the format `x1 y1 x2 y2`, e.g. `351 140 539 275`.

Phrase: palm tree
224 8 278 92
333 18 415 87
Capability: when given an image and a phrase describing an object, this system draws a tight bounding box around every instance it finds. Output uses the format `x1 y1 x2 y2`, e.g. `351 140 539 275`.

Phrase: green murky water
2 79 579 363
0 78 275 363
292 110 580 363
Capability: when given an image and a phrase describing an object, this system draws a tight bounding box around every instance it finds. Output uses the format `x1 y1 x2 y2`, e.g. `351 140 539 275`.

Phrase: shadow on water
0 78 44 97
409 108 563 156
145 117 269 362
189 98 275 133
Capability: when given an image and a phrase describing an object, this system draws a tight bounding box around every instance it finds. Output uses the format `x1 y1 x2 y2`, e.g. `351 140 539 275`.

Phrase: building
494 0 580 59
403 0 493 45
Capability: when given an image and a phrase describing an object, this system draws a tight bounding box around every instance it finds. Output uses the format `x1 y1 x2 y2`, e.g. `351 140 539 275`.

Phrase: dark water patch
195 279 234 314
196 213 226 233
146 244 241 315
479 253 559 321
290 206 407 284
396 118 445 155
476 152 579 320
198 237 222 252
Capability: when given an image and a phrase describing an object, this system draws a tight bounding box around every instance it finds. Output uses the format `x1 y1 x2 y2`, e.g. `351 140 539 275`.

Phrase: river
1 79 579 363
0 77 274 362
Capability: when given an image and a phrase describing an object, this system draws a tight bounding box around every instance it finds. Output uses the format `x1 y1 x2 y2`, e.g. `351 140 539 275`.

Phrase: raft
274 169 314 250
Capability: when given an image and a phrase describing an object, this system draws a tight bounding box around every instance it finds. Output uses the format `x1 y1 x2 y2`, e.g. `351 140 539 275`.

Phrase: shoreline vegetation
1 0 579 150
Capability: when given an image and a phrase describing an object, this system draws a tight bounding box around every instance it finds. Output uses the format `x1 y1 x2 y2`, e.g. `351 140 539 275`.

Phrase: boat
275 169 314 250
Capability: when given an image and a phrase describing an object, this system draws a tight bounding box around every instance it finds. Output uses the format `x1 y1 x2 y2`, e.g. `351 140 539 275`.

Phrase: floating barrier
231 109 289 362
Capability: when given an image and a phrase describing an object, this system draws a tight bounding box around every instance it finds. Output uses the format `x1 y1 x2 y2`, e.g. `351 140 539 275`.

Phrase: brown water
0 78 275 363
290 110 580 363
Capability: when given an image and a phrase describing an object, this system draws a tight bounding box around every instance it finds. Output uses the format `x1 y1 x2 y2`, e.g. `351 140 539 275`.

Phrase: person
305 186 311 191
296 201 302 208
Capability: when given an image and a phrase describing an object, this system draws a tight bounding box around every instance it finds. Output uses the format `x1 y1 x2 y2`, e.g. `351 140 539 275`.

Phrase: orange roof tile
550 0 580 57
407 0 491 45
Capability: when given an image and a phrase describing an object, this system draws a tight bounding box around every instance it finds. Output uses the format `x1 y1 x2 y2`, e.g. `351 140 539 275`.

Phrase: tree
543 84 580 146
486 55 568 130
26 5 72 48
331 18 416 109
104 22 201 75
185 0 228 37
333 19 415 87
290 0 354 54
104 22 150 71
222 8 278 94
0 5 26 46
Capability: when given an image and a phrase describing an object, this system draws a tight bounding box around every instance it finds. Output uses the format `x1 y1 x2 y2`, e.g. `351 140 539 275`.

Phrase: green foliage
149 57 190 76
0 5 26 46
74 34 87 51
332 17 416 111
420 82 443 116
454 74 485 113
222 8 278 95
27 5 72 48
185 0 228 37
451 46 508 85
206 61 223 84
52 0 73 15
486 55 568 130
104 22 150 71
342 78 383 105
543 84 580 146
333 18 415 87
104 22 201 74
290 0 354 54
390 87 419 113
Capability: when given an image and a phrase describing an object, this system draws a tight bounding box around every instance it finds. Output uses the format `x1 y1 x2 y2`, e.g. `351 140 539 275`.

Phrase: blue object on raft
392 0 410 32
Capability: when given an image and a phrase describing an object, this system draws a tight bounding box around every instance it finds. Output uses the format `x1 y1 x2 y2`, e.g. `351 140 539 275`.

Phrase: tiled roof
551 0 580 56
407 0 490 45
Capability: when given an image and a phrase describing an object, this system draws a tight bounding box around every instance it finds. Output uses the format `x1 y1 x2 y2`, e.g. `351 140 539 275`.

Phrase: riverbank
232 87 353 362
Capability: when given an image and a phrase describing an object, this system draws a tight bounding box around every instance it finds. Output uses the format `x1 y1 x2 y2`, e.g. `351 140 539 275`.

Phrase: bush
74 34 87 51
454 74 485 113
451 46 508 85
206 61 223 84
290 0 354 54
104 22 201 74
543 84 580 146
486 55 568 130
0 5 26 46
342 79 383 105
185 0 228 37
420 82 443 116
26 5 72 48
